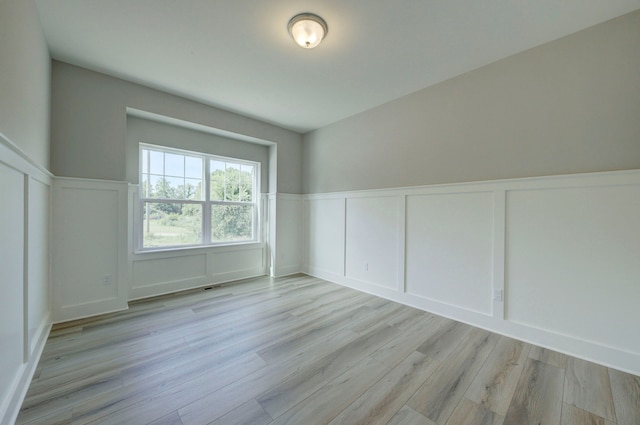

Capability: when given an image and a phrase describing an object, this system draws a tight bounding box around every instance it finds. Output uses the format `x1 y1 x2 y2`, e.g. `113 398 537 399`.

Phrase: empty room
1 1 639 424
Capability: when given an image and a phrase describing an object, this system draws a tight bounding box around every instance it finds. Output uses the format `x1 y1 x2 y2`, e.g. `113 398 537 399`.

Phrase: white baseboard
305 266 640 376
272 264 303 278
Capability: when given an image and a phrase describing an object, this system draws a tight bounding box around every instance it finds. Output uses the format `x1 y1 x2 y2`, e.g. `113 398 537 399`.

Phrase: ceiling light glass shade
288 13 328 49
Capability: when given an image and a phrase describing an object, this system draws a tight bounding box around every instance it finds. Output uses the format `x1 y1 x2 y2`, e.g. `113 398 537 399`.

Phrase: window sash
139 144 259 250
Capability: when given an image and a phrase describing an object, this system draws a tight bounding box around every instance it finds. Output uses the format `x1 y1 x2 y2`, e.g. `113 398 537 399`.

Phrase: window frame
138 143 260 251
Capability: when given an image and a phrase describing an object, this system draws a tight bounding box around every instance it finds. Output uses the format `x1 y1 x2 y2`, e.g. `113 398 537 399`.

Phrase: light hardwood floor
17 275 640 425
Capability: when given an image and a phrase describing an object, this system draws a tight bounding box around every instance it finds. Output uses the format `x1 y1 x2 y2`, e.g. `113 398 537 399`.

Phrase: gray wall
303 10 640 194
0 0 51 168
51 61 303 194
126 117 270 192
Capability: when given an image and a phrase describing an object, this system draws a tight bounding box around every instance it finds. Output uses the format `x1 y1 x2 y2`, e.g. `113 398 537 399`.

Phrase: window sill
132 241 264 257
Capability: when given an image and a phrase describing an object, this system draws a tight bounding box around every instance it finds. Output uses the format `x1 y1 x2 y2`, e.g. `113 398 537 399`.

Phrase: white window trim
138 143 261 251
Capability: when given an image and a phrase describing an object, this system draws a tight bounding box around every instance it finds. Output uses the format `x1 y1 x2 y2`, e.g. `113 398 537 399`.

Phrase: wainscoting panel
27 178 50 356
506 183 640 355
304 197 346 277
405 191 494 315
210 246 265 281
52 178 129 322
345 195 401 290
303 170 640 376
272 194 303 277
130 244 266 300
132 253 208 289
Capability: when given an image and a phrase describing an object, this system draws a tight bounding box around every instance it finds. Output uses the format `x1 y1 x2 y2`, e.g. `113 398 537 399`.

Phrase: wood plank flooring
16 274 640 425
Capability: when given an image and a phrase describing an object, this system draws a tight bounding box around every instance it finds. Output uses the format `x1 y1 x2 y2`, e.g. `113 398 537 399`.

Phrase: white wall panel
210 247 264 279
506 184 640 354
0 163 25 417
273 195 302 277
267 194 276 276
405 192 494 315
129 243 265 300
27 179 49 355
53 179 129 322
59 189 119 306
345 196 400 290
133 254 207 288
305 198 346 276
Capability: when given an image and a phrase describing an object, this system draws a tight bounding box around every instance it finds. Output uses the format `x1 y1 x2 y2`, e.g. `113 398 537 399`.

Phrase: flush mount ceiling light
288 13 328 49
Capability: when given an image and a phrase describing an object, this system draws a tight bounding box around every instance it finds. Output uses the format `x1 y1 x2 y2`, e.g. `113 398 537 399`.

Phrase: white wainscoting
406 191 495 316
132 252 208 289
303 170 640 376
505 183 640 356
345 196 403 291
50 185 301 313
269 193 303 277
52 178 129 322
0 134 52 425
304 197 347 278
129 244 266 299
27 179 50 356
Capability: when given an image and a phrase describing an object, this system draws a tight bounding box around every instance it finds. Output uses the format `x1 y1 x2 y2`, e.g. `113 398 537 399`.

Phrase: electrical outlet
493 289 503 302
363 262 368 271
102 275 113 285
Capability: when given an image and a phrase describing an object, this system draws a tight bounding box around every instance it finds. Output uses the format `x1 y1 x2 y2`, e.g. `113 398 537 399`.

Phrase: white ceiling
35 0 640 134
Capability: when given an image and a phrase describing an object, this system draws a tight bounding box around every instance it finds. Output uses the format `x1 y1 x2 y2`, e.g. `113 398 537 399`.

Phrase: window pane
149 151 164 174
210 160 225 173
146 175 162 198
239 164 254 202
165 153 184 177
211 204 253 242
185 156 202 179
143 202 202 247
141 176 149 198
210 160 225 201
152 176 183 199
141 149 149 174
184 178 202 200
169 177 187 199
225 163 241 201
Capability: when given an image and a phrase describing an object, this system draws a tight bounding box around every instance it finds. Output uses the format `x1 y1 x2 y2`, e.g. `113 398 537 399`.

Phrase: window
139 144 259 249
